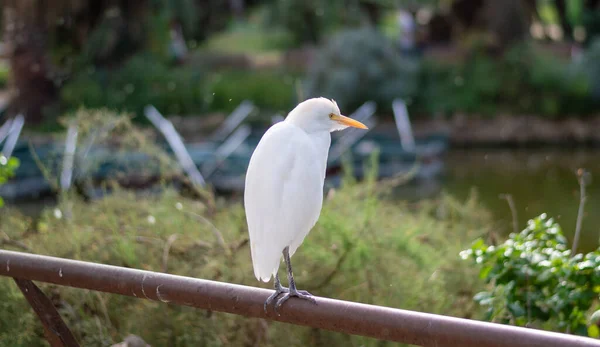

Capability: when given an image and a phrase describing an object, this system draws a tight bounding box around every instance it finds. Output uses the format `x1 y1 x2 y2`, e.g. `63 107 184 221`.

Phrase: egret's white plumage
245 120 328 281
244 97 367 308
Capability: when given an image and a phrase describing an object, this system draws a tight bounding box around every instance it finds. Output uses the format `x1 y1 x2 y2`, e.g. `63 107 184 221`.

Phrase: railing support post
13 278 80 347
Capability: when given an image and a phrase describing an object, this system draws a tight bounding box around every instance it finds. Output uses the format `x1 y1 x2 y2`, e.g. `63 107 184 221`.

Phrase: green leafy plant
0 155 19 207
460 213 600 336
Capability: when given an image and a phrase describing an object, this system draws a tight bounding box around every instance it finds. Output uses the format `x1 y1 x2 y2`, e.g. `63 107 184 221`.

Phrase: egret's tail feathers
251 244 282 283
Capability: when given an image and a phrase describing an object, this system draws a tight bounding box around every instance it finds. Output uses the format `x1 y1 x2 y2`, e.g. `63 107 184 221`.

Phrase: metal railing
0 250 599 347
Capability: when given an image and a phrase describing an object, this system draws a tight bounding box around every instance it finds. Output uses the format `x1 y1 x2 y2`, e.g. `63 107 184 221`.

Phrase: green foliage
264 1 360 44
461 213 600 336
502 44 595 117
200 8 294 54
415 43 597 118
202 28 293 54
582 11 600 45
174 0 237 43
49 0 234 68
417 52 501 116
0 155 19 207
160 0 199 41
581 37 600 100
264 0 417 44
0 61 9 88
61 53 207 117
305 28 420 113
49 1 251 120
206 69 297 113
0 180 491 346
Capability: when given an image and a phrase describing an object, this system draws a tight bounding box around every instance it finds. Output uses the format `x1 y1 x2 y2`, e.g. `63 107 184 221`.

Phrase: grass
0 178 492 346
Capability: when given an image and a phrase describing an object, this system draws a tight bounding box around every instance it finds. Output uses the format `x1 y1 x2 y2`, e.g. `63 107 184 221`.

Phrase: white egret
244 97 368 312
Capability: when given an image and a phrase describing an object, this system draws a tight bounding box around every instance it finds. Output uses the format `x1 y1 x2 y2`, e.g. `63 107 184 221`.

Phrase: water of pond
8 148 600 252
441 149 600 253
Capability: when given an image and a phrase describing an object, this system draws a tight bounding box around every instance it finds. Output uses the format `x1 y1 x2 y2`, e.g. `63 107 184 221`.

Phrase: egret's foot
274 288 316 313
264 286 289 313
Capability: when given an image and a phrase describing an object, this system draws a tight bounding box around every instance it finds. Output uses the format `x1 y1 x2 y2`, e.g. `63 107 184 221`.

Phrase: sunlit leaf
587 325 599 339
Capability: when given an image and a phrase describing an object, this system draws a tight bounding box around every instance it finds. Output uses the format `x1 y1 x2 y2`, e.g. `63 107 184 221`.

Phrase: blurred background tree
1 0 599 124
1 0 252 123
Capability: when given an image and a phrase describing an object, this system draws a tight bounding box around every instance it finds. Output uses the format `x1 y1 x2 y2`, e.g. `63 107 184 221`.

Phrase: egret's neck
308 131 331 182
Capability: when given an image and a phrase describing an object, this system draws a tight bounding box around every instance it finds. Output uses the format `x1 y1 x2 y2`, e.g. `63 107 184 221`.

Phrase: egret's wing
244 123 324 282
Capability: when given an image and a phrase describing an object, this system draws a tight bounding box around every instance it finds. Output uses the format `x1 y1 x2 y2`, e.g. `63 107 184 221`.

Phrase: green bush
61 53 208 117
415 43 597 118
0 180 491 346
305 28 420 113
417 52 501 116
200 8 295 55
503 44 594 117
206 69 297 113
0 155 19 207
461 213 600 336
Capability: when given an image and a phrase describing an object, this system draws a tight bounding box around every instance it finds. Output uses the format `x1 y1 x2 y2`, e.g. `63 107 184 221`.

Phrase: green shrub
305 28 420 113
461 213 600 336
61 53 208 117
206 69 297 113
503 44 594 117
264 0 362 44
200 11 295 55
415 43 597 118
417 52 501 116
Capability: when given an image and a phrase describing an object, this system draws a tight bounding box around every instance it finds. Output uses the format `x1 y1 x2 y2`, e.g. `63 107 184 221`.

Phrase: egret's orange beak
330 114 368 129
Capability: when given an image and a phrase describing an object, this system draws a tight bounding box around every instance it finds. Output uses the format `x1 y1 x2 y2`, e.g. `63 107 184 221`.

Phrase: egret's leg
274 246 316 312
264 273 288 312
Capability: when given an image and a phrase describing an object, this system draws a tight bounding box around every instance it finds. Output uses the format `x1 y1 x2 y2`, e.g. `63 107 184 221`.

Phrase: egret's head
285 97 368 133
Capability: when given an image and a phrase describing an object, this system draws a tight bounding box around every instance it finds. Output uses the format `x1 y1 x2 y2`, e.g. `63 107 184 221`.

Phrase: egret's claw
264 286 289 313
274 288 316 314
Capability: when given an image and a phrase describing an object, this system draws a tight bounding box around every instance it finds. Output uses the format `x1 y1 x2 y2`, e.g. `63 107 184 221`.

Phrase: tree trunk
360 2 382 26
3 1 57 123
555 0 573 40
482 0 530 48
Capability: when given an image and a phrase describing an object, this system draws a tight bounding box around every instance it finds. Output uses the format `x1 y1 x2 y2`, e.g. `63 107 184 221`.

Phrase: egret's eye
329 113 335 119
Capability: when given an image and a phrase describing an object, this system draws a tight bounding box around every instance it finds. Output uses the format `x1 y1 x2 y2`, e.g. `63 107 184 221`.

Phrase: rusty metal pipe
1 250 599 347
